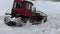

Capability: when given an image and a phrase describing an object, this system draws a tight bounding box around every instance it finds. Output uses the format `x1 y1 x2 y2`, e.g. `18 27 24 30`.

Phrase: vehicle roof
24 1 33 5
14 0 33 5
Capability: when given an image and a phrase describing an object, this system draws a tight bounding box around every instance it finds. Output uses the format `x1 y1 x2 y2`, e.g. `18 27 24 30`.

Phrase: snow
0 0 60 34
0 14 60 34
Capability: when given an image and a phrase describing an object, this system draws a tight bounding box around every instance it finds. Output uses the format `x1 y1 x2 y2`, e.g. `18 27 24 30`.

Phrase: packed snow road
0 15 60 34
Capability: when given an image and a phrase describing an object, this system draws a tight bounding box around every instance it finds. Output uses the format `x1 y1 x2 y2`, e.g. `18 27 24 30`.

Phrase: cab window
26 3 32 10
14 2 23 8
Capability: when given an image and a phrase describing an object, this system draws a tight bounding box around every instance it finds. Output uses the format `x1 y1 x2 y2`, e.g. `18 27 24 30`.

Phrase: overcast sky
0 0 60 16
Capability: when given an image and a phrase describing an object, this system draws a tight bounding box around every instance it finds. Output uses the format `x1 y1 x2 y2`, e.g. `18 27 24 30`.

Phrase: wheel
4 16 17 26
4 16 10 24
14 17 27 27
20 17 27 26
21 17 27 23
29 19 34 23
6 21 16 26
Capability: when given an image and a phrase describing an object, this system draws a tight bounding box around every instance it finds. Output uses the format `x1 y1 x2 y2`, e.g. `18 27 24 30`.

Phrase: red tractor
4 0 47 27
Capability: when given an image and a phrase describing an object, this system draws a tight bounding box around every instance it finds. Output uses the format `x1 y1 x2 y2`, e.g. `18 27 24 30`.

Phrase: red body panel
12 8 32 17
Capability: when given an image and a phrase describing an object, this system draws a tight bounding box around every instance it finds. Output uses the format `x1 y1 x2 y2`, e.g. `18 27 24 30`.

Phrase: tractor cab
11 0 33 17
13 1 33 10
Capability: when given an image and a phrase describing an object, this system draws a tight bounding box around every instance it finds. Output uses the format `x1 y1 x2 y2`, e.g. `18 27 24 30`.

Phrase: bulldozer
4 0 47 27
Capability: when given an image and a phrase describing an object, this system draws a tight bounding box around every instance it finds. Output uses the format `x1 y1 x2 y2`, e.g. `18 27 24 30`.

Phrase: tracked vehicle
4 0 47 27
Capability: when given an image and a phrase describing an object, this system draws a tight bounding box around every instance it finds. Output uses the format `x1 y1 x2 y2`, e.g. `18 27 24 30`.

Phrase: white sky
0 0 60 16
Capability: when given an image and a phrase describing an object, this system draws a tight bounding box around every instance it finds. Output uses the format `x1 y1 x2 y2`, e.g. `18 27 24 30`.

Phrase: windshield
26 3 32 10
14 2 23 8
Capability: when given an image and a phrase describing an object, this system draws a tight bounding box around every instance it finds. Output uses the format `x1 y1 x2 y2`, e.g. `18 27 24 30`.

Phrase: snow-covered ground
0 0 60 34
0 14 60 34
